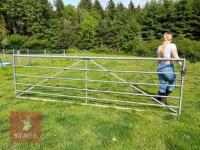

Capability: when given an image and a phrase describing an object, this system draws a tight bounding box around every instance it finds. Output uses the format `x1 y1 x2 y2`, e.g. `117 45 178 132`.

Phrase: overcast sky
50 0 149 8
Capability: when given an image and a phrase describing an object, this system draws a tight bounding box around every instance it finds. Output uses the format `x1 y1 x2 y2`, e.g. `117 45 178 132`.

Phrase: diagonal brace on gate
17 60 82 97
89 59 177 114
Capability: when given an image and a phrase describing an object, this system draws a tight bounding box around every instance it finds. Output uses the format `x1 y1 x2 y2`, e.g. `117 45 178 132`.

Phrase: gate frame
13 54 186 115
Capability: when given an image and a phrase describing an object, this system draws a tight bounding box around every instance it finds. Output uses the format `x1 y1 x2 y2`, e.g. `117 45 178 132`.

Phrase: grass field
0 52 200 150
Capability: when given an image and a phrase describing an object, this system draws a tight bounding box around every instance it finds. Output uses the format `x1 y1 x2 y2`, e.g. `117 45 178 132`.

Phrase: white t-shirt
157 43 177 59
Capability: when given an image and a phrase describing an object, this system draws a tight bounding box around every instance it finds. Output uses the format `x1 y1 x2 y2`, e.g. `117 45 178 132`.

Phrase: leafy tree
22 39 48 50
52 20 79 49
26 0 53 36
1 0 53 36
4 0 18 34
78 12 98 50
1 34 27 49
63 4 78 24
0 0 7 19
43 18 63 41
0 16 7 42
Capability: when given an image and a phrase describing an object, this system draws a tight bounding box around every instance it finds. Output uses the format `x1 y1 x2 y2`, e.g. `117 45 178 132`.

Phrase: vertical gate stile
13 55 17 96
27 49 32 66
178 59 186 115
85 59 88 104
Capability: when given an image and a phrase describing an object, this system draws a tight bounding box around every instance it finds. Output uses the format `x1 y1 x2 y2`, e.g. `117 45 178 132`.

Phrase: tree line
0 0 200 62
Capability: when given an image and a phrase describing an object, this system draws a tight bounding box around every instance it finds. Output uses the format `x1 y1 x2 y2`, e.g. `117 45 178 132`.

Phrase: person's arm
171 45 186 75
171 45 182 66
157 46 161 64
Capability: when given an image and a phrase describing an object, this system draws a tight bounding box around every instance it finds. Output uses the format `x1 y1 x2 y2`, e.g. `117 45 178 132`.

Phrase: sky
50 0 149 8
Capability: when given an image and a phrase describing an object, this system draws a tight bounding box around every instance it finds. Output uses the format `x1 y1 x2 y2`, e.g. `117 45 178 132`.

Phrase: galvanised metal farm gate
13 55 186 115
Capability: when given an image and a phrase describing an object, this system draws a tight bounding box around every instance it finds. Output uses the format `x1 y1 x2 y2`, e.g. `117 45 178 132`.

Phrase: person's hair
160 32 173 57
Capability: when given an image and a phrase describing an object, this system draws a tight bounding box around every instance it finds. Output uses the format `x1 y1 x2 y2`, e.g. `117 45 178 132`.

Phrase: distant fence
13 54 186 115
0 49 68 55
0 49 75 64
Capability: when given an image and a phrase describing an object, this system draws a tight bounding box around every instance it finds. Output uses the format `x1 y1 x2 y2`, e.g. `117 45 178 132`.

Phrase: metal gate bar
15 90 179 109
14 65 181 75
15 74 181 88
15 83 180 99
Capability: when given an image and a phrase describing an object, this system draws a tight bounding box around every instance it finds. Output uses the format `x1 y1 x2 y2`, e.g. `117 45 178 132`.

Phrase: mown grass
0 51 200 150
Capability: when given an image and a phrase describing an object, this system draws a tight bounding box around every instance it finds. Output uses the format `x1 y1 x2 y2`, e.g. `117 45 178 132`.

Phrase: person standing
157 32 185 104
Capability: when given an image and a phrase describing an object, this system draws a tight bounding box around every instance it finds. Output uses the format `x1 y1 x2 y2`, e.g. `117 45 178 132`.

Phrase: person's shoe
155 91 161 101
158 92 168 105
160 96 168 105
166 89 172 96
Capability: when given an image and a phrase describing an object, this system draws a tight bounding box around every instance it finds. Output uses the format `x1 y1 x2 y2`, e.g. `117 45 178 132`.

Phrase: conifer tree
78 0 93 11
106 0 116 19
128 1 135 16
54 0 65 17
93 0 104 17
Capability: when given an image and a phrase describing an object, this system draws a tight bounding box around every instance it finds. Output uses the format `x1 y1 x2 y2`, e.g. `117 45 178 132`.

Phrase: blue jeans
157 63 176 94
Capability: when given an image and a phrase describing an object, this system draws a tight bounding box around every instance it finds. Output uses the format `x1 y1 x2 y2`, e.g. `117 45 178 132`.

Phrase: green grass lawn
0 52 200 150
